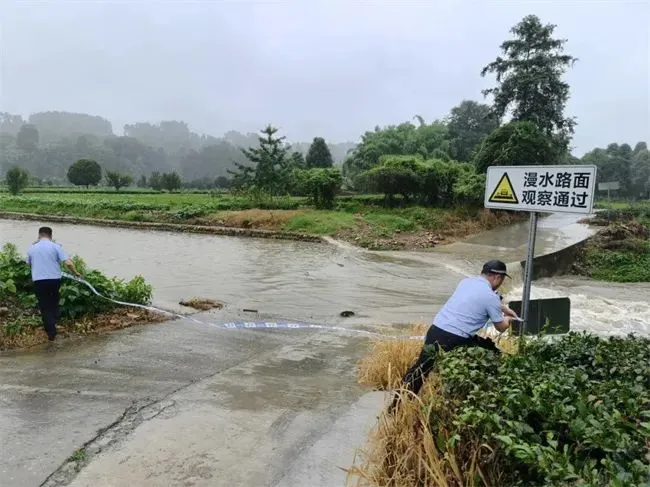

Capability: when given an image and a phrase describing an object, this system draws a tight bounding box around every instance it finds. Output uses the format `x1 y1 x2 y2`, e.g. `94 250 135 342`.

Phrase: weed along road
1 216 649 486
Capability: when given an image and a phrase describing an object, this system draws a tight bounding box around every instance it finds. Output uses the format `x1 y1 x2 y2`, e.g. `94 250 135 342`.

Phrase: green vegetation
67 158 102 188
0 13 647 252
1 14 647 223
435 333 649 485
105 171 133 191
584 142 650 200
351 332 650 486
573 206 650 282
5 166 29 195
0 191 523 250
0 242 155 349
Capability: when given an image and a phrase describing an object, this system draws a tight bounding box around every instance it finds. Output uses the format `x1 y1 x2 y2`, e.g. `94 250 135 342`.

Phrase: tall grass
350 325 518 487
350 329 650 487
346 383 497 487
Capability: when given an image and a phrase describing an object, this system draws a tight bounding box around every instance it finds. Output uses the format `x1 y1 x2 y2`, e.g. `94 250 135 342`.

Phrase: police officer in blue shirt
395 260 517 404
26 227 81 341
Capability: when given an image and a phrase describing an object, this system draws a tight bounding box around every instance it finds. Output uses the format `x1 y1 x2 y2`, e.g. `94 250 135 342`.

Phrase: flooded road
1 214 648 336
2 215 649 486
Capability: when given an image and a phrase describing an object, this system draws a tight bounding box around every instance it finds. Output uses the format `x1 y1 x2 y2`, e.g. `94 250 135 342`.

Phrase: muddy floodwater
2 214 650 487
1 214 648 336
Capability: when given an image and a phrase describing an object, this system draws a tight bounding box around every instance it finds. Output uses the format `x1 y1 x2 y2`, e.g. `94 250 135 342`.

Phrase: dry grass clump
345 382 502 487
357 323 518 390
357 324 428 390
207 209 304 229
349 324 519 486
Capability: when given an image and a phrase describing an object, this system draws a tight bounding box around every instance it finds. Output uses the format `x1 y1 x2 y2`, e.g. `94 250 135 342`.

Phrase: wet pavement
0 310 380 487
2 214 648 486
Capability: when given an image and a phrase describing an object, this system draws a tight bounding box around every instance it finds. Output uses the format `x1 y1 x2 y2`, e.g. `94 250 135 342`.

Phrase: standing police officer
26 227 81 341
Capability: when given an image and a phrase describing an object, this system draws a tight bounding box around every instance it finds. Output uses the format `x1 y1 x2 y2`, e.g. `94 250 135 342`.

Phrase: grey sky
1 0 648 155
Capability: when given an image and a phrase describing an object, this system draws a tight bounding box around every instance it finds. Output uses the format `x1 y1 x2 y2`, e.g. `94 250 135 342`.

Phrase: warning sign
488 173 518 204
484 165 597 214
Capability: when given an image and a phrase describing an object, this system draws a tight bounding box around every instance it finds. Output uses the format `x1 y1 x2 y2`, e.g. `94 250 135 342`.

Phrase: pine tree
481 15 577 154
306 137 334 168
230 125 291 194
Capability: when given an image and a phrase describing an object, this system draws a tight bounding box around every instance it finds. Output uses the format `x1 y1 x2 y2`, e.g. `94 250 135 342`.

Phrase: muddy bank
0 306 167 351
0 209 526 251
0 212 326 244
570 220 650 282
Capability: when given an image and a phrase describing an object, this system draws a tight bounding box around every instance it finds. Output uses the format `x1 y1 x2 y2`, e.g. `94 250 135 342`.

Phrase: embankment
0 212 325 243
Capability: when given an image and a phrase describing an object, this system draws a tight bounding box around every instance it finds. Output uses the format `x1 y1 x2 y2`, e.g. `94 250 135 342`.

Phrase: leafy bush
426 332 650 486
105 171 133 191
5 166 30 195
359 156 484 208
473 121 557 174
67 159 102 187
0 243 152 321
453 169 487 206
293 168 343 209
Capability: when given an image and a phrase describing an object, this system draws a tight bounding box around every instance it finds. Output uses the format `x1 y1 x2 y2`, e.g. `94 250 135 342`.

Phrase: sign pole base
520 211 538 336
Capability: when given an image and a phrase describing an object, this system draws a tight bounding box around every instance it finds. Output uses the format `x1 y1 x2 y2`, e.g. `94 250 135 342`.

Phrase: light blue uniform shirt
26 239 68 281
433 276 503 338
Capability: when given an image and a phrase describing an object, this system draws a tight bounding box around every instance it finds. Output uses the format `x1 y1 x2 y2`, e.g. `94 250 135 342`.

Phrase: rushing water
1 215 648 336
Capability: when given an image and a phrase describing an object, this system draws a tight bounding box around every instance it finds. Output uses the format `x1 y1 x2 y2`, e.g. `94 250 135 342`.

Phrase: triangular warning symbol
488 172 519 204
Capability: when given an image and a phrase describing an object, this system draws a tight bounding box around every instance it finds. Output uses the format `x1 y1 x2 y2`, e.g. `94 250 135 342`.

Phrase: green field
0 190 525 250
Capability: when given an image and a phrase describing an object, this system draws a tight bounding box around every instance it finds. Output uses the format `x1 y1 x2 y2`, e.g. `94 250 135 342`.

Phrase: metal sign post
520 212 538 334
484 165 597 335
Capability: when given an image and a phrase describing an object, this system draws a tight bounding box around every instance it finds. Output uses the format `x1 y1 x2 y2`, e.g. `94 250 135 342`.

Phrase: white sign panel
484 165 597 214
598 181 620 191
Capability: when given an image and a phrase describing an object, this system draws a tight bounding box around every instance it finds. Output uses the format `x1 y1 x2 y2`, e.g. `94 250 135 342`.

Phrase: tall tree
305 137 334 168
582 142 649 198
5 166 29 195
149 171 163 191
16 124 39 152
161 172 182 192
446 100 499 162
474 121 556 173
67 159 102 188
0 113 24 136
343 120 451 179
231 125 291 194
105 171 133 191
481 15 577 155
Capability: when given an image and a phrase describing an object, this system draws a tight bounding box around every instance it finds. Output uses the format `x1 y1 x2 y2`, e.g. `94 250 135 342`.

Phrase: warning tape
62 272 425 341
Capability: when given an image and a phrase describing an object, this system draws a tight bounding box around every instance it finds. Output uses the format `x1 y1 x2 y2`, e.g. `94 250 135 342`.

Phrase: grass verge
349 327 650 486
0 192 527 250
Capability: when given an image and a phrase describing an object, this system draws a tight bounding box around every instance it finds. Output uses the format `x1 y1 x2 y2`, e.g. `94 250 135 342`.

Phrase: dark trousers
391 325 500 409
33 279 61 340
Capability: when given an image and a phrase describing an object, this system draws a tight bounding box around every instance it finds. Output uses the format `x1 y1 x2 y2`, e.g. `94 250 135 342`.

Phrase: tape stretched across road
62 272 425 341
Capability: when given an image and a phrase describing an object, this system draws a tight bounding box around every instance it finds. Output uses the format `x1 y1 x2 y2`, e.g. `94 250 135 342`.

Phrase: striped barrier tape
62 272 426 341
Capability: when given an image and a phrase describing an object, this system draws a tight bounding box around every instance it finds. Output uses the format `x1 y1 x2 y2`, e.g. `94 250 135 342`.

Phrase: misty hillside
0 111 356 184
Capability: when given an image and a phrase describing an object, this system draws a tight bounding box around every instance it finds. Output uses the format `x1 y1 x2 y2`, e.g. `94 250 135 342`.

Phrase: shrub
5 166 30 195
67 159 102 188
294 168 343 209
0 243 152 320
417 333 649 485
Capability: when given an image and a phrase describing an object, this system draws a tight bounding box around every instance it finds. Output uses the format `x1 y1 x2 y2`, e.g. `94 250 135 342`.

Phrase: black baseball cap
482 259 511 278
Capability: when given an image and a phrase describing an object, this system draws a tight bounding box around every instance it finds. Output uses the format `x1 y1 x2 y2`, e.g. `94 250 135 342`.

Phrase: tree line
0 112 355 187
2 14 649 203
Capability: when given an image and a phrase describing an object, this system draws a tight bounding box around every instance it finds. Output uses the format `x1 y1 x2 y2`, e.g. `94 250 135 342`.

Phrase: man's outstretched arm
63 259 81 277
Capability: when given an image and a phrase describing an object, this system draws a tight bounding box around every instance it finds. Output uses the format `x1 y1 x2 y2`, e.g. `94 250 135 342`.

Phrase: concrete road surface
0 313 386 487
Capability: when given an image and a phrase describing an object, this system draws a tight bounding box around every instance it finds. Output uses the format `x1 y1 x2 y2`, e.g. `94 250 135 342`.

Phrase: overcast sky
1 0 648 155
